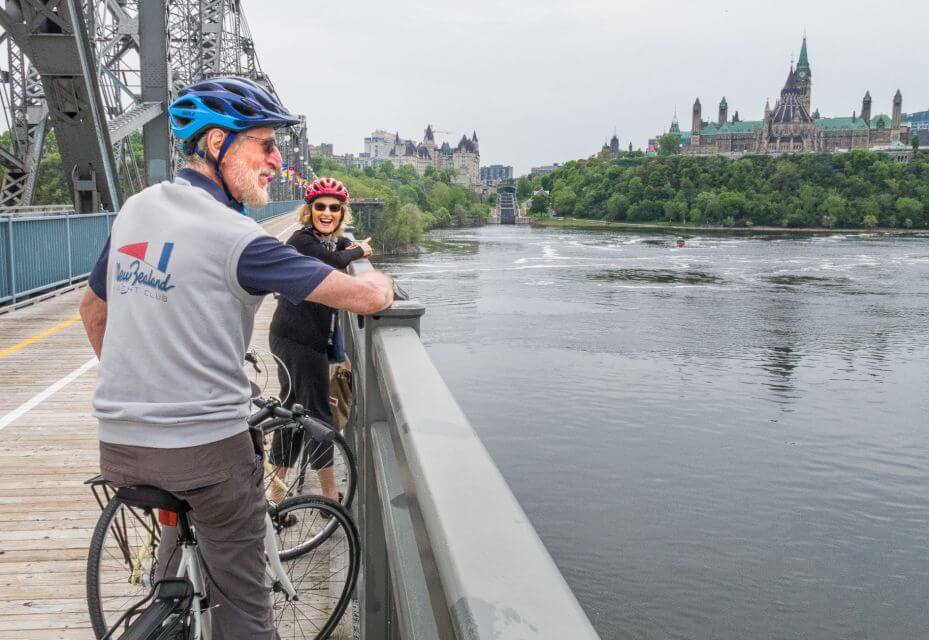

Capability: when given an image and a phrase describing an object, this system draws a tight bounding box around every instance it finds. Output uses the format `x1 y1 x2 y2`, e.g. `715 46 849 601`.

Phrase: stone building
679 36 910 156
361 126 480 188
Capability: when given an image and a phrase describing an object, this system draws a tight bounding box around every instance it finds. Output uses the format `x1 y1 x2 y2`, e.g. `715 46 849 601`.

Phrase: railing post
7 217 16 303
358 300 425 639
65 213 73 284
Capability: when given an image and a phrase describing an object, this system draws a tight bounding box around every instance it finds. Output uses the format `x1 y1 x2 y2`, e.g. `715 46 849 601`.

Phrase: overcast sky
248 0 929 175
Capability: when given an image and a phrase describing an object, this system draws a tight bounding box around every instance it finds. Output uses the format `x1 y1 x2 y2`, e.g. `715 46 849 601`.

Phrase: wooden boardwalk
0 215 350 638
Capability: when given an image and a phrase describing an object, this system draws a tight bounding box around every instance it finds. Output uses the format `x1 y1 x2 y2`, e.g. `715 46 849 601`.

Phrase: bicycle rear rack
85 474 115 513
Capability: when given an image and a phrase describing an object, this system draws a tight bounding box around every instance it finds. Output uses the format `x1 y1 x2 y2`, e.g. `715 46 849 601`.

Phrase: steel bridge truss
0 0 308 213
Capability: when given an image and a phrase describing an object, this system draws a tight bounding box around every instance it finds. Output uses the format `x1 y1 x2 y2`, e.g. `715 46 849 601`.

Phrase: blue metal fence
0 199 301 305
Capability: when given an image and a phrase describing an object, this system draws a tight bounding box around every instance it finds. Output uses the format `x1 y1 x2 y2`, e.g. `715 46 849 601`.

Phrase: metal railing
343 257 600 639
0 199 301 305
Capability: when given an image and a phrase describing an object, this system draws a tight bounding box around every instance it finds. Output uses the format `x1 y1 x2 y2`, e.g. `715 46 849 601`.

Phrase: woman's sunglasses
313 202 343 213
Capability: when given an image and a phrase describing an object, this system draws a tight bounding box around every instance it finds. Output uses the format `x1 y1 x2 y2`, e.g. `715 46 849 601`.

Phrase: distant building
363 130 397 163
480 164 513 182
908 110 929 147
361 125 481 188
308 143 333 157
676 35 910 156
529 163 559 178
597 133 638 159
598 134 620 158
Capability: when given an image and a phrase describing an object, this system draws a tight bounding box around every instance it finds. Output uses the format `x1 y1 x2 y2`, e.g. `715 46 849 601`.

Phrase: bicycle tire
86 496 163 640
270 495 360 640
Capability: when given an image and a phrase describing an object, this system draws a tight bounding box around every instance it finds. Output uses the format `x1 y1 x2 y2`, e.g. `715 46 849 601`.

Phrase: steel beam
0 0 122 212
139 0 169 185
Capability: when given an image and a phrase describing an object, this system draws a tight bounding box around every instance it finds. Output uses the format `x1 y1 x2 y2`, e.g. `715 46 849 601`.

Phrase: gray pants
100 431 277 640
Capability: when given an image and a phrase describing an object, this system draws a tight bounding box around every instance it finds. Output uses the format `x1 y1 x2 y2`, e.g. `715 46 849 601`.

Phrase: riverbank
533 217 929 236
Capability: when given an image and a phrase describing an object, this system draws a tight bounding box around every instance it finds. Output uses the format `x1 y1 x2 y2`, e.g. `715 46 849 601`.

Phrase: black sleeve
88 236 110 301
289 232 364 270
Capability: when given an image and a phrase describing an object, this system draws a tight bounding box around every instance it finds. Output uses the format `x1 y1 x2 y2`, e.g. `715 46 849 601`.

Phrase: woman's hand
357 237 374 258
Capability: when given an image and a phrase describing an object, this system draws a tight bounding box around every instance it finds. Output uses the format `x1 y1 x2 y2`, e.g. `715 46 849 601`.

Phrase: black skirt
268 333 333 469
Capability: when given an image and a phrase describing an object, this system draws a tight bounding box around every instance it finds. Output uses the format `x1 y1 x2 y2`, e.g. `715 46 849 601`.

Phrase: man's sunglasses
241 134 278 155
313 202 344 213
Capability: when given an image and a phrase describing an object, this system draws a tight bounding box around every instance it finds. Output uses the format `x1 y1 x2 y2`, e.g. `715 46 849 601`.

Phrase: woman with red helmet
266 177 372 505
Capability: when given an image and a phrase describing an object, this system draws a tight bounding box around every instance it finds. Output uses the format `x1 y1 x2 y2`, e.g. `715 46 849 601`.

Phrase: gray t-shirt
92 176 329 448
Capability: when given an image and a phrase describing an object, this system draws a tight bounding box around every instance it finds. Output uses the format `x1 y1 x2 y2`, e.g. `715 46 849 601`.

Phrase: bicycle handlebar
248 397 336 443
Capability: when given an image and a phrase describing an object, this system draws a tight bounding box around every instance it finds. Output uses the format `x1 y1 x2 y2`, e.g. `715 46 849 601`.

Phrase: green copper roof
869 114 892 128
815 116 869 131
797 36 810 69
698 120 762 136
718 120 762 133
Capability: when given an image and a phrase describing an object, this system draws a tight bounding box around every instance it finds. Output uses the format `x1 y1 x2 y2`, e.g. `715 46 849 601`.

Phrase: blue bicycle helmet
167 76 299 207
168 76 300 145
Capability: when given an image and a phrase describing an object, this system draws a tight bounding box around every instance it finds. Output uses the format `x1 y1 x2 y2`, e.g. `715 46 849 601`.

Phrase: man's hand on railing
308 269 394 315
355 271 394 312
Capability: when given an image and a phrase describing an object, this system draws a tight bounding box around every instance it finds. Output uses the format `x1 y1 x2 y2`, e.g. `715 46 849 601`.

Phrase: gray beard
225 157 270 209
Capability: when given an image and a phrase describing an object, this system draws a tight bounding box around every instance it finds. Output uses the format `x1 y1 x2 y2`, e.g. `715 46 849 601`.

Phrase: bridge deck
0 215 350 639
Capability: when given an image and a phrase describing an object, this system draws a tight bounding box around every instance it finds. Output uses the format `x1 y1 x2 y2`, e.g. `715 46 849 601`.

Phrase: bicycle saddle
115 485 192 514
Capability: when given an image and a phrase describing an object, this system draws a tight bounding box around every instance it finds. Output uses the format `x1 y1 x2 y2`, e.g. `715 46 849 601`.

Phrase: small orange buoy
676 239 685 248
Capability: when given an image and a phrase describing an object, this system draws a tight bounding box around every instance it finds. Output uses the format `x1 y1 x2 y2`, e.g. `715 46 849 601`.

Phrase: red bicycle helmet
305 177 349 204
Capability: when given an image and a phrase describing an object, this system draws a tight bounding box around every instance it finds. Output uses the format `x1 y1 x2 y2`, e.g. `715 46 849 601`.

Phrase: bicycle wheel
269 496 360 640
86 497 163 639
265 427 357 509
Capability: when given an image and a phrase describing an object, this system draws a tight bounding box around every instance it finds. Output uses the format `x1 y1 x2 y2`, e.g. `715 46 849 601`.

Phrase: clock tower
795 35 812 112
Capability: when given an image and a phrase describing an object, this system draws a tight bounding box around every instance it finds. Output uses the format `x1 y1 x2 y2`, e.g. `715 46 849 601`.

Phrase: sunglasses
241 134 278 155
313 202 344 213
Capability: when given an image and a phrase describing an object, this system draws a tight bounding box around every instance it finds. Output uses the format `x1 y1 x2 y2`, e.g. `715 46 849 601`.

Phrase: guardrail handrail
343 250 600 639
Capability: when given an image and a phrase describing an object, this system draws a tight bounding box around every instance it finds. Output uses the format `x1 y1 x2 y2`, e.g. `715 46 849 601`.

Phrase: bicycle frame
169 513 297 640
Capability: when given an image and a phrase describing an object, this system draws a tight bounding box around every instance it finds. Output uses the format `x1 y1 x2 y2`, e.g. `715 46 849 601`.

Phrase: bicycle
85 405 360 640
244 349 357 512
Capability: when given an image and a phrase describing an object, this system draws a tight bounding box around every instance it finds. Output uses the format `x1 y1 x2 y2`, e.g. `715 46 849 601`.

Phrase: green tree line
532 150 929 229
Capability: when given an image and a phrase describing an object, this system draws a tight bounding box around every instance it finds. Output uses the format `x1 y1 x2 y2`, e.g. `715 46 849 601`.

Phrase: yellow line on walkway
0 315 82 358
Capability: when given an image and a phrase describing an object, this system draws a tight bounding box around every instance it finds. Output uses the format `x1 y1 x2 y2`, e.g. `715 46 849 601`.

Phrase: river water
377 226 929 640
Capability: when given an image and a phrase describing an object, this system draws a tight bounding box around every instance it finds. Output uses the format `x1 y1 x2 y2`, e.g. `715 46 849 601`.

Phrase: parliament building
677 36 910 156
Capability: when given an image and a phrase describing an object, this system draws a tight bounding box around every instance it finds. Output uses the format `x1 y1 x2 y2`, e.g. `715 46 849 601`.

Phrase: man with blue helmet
79 76 393 638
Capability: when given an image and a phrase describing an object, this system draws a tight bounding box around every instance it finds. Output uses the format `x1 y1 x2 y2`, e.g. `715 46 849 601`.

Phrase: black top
269 229 364 351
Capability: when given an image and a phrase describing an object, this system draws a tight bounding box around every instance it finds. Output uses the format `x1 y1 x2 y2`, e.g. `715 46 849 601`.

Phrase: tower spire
797 34 810 70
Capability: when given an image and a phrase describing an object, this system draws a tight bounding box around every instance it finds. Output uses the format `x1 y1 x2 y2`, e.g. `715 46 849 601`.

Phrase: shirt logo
114 241 176 301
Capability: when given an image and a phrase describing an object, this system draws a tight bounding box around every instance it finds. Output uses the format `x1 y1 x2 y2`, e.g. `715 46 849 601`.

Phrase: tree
529 191 550 215
896 197 923 226
516 176 532 201
913 134 920 154
552 188 577 216
821 193 846 226
375 161 396 180
664 199 688 224
658 133 681 156
395 164 417 184
605 193 629 220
